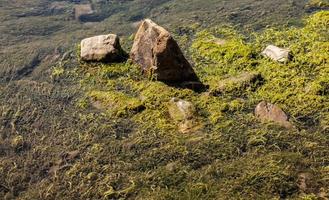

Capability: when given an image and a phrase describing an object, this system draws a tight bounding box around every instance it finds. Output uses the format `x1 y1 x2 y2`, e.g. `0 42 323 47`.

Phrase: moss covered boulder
210 72 263 96
89 90 145 116
168 98 202 133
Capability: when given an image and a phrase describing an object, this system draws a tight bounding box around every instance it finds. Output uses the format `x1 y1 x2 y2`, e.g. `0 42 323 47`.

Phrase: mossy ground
0 8 329 200
0 0 318 82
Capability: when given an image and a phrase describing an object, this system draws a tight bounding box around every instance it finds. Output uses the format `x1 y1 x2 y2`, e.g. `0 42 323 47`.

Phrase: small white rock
261 45 290 62
80 34 122 62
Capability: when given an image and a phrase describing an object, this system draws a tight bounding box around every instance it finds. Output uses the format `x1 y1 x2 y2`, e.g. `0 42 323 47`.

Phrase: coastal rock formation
80 34 123 62
130 19 199 83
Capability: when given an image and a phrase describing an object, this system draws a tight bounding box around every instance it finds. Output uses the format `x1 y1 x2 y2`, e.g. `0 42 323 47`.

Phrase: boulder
255 101 293 128
80 34 124 62
168 98 202 133
130 19 199 83
210 72 263 96
261 45 290 62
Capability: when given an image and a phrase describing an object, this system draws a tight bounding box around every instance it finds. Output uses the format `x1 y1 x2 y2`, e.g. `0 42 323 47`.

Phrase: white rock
261 45 290 62
80 34 122 62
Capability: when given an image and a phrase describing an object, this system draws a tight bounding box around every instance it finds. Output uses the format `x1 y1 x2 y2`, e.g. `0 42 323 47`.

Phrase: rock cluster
79 20 296 131
80 19 202 86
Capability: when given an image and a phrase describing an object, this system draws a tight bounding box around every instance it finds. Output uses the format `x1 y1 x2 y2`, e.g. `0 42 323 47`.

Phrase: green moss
11 135 24 149
306 0 329 8
2 11 329 200
51 66 65 80
191 11 329 125
88 90 144 116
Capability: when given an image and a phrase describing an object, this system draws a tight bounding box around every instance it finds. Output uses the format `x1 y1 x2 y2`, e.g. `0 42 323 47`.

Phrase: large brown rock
255 101 293 128
130 19 199 83
80 34 124 62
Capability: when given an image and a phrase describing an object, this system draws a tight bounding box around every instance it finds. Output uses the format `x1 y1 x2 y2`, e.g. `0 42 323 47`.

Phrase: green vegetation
307 0 329 8
191 11 329 125
2 11 325 199
0 0 329 199
77 11 329 199
0 0 314 82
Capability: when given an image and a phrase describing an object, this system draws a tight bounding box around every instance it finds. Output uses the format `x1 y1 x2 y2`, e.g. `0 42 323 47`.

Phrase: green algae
1 11 329 200
74 11 329 199
65 12 328 199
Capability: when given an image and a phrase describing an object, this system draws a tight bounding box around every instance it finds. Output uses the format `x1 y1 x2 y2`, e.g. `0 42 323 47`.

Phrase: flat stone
49 1 70 15
168 98 196 121
210 72 263 95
